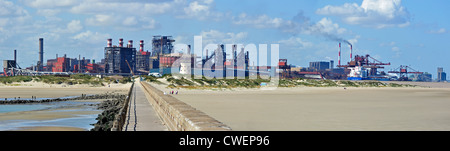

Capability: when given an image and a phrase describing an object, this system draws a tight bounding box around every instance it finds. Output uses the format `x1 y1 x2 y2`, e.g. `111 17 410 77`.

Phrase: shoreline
0 82 131 131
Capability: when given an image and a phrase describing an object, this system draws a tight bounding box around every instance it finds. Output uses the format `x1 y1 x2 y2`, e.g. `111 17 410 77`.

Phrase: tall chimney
78 55 81 73
39 38 44 71
187 45 191 54
107 39 112 47
338 43 341 66
14 49 17 63
350 44 353 62
139 40 144 52
128 40 133 48
119 38 124 47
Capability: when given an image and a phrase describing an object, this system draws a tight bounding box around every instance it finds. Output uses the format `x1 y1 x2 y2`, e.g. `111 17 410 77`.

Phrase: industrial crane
337 54 390 77
388 65 423 81
125 60 134 76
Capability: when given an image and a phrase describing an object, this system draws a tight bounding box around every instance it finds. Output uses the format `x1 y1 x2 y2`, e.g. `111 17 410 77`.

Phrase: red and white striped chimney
338 43 341 66
128 40 133 48
139 40 144 52
107 39 112 47
119 38 124 47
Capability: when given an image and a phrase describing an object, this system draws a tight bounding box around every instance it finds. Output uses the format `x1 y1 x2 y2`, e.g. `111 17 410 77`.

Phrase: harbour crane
388 65 423 81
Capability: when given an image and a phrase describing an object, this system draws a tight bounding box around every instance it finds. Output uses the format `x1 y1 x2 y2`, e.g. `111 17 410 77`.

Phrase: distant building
437 67 447 82
410 72 432 82
309 61 330 71
104 39 136 74
52 55 70 72
136 40 150 72
151 36 175 57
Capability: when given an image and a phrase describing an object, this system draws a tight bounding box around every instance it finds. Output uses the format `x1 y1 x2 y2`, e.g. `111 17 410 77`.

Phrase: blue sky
0 0 449 79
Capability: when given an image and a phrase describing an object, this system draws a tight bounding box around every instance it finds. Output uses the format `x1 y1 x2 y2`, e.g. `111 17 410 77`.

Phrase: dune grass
143 74 416 89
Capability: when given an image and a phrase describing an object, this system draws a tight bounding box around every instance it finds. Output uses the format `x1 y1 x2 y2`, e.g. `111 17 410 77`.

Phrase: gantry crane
388 65 423 81
337 54 390 76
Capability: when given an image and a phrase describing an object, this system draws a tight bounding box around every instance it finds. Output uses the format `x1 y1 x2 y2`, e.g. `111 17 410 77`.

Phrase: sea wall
111 82 134 131
140 81 231 131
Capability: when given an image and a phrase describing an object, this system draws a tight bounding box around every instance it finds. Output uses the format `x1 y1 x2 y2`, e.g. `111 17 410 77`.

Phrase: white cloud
0 0 29 19
53 20 82 33
316 0 411 28
305 18 347 35
23 0 78 8
277 37 313 49
232 12 351 44
36 9 61 16
69 0 177 15
200 30 248 44
123 16 137 26
72 30 110 44
428 28 447 34
85 14 115 26
232 13 289 29
180 0 224 20
140 18 158 29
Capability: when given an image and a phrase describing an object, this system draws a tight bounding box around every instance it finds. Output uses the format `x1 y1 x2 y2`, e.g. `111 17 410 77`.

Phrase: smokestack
338 43 341 66
39 38 44 71
119 38 124 47
128 40 133 48
14 50 16 63
187 45 191 54
107 39 112 47
78 55 81 73
139 40 144 52
350 44 353 62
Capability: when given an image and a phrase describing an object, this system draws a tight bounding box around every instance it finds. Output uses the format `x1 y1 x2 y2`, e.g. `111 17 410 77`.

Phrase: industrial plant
1 37 447 82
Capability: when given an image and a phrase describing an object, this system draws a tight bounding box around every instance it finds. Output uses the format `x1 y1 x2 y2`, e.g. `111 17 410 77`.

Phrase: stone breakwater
0 93 125 104
92 82 134 131
90 95 127 131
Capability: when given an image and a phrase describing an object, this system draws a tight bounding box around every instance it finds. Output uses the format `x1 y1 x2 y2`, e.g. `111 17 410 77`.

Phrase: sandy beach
152 82 450 131
0 82 131 98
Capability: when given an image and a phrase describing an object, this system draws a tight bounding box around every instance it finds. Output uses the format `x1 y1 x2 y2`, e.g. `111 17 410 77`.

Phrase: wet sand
0 82 131 131
17 126 85 131
153 83 450 131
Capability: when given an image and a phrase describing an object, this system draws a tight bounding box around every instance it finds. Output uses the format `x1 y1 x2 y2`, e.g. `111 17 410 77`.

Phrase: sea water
0 104 52 113
0 101 101 131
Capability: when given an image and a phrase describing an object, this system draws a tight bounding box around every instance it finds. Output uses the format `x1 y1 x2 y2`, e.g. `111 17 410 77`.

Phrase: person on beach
175 91 178 95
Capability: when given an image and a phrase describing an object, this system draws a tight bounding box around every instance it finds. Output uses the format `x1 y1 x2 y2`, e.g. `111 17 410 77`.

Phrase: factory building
2 50 17 76
437 67 447 82
149 36 175 70
52 55 70 72
136 40 150 72
309 61 330 71
104 38 136 74
151 36 175 57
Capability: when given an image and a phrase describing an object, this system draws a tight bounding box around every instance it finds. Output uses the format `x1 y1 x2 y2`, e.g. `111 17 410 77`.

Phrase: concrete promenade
123 81 167 131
